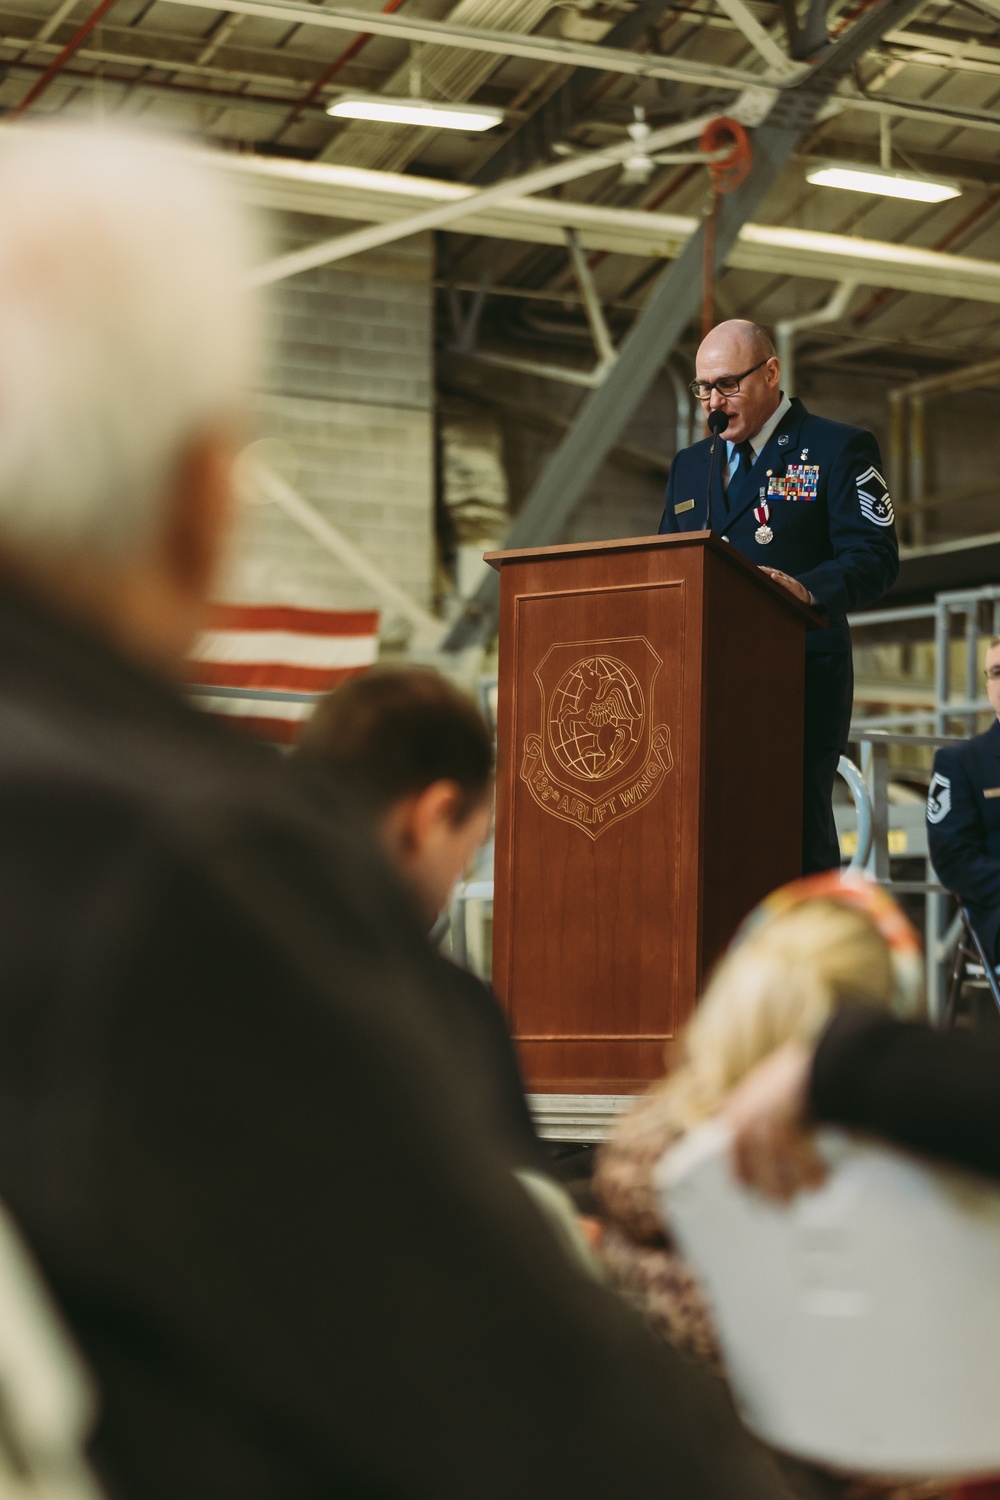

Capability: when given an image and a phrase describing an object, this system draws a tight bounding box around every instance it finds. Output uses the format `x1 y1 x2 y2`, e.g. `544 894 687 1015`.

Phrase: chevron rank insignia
857 466 895 528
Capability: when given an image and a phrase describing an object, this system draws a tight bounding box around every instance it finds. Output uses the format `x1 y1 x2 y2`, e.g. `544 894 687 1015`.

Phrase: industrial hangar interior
4 0 1000 996
7 0 1000 1491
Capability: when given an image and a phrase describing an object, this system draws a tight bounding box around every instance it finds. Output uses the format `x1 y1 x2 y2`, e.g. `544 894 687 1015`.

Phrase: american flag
187 602 380 745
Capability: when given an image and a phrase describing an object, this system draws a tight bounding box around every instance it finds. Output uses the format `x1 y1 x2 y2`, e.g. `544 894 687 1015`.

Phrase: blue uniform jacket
928 719 1000 963
658 397 899 657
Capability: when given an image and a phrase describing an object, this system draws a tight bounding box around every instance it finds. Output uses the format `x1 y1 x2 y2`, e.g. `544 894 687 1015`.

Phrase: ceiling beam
955 0 1000 24
245 114 717 286
833 83 1000 136
714 0 799 74
0 28 324 89
734 224 1000 303
470 0 682 185
0 60 330 117
220 152 1000 304
156 0 810 90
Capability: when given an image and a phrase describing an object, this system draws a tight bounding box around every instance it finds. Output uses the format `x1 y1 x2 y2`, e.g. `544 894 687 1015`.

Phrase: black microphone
704 409 729 533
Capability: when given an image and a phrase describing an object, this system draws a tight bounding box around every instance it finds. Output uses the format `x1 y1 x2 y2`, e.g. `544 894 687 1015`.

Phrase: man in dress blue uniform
927 635 1000 964
659 320 899 873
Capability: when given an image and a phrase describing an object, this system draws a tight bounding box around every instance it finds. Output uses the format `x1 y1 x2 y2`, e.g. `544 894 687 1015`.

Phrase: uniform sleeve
658 461 678 533
795 429 899 614
926 745 1000 910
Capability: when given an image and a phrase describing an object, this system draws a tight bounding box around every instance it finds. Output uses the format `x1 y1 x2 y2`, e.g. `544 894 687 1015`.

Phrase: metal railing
849 730 964 1024
933 586 1000 735
850 583 1000 736
837 753 872 871
846 585 1000 1020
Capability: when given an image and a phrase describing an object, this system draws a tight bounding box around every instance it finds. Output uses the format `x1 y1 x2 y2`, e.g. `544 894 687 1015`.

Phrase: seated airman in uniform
927 633 1000 966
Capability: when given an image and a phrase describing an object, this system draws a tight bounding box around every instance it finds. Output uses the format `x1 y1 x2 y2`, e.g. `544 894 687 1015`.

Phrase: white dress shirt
722 393 793 491
719 393 815 603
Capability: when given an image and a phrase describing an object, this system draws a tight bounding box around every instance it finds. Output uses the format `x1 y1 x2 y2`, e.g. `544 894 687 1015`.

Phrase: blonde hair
659 899 896 1133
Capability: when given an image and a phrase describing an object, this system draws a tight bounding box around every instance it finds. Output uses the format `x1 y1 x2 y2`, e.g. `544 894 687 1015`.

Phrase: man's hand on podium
758 566 811 605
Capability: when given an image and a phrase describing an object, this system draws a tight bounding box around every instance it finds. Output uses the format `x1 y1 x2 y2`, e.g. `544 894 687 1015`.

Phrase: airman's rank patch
927 771 952 824
857 466 894 527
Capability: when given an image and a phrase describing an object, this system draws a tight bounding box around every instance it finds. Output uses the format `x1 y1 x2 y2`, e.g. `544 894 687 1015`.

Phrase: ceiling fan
552 107 717 186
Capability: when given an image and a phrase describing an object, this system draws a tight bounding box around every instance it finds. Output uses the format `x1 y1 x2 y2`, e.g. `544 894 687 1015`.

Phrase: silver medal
755 524 773 545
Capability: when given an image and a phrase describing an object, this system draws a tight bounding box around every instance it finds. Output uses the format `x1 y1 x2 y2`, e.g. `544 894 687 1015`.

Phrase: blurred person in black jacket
723 975 1000 1195
296 666 541 1168
0 122 792 1500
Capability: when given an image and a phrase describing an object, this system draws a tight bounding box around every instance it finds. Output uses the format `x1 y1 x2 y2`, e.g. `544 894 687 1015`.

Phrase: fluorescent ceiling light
326 96 503 131
806 163 961 203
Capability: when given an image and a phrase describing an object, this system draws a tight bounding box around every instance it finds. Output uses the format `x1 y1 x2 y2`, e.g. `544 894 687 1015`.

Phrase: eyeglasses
986 666 1000 681
689 358 769 401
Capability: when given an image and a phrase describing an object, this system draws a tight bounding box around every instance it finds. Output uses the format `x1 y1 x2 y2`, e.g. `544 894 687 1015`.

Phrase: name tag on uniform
675 499 695 514
984 787 1000 799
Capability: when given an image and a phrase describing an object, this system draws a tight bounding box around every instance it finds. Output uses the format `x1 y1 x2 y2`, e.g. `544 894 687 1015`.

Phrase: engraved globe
547 655 644 781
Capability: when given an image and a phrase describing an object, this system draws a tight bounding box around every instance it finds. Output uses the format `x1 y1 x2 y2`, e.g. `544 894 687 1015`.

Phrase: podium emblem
521 636 672 839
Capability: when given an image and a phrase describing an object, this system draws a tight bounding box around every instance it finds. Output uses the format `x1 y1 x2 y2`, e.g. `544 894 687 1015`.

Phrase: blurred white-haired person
0 124 794 1500
0 126 255 657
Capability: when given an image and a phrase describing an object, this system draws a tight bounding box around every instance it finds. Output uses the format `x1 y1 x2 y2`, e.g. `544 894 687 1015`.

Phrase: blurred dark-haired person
297 666 541 1168
0 122 792 1500
298 665 493 926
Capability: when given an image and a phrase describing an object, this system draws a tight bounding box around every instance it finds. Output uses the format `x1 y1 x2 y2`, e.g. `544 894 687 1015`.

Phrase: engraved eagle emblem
551 657 643 780
523 636 673 838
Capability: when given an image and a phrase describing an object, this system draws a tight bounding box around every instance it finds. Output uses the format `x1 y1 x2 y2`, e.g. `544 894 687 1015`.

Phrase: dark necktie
725 439 758 516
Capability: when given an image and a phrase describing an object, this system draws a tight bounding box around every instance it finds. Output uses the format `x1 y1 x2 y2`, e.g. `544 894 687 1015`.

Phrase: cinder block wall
454 362 674 546
219 217 435 614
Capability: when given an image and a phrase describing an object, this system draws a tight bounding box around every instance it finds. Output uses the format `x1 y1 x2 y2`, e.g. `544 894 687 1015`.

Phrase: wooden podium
487 531 819 1095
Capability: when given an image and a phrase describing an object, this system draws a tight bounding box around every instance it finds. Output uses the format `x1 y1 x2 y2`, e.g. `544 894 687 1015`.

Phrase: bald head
697 320 776 369
693 320 781 444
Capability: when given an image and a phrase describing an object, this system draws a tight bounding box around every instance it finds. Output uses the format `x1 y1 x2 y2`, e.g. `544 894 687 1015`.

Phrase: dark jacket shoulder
0 582 789 1500
811 1005 1000 1182
431 955 543 1169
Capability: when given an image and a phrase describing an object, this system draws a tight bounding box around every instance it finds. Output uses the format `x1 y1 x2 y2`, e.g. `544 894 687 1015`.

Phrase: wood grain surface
490 533 811 1093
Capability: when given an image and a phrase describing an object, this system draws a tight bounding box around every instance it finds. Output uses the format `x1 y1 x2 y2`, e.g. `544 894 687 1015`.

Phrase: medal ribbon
753 501 770 524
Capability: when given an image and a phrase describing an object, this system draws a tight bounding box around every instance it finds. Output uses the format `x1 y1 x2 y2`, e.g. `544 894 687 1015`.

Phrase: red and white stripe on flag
187 602 380 745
